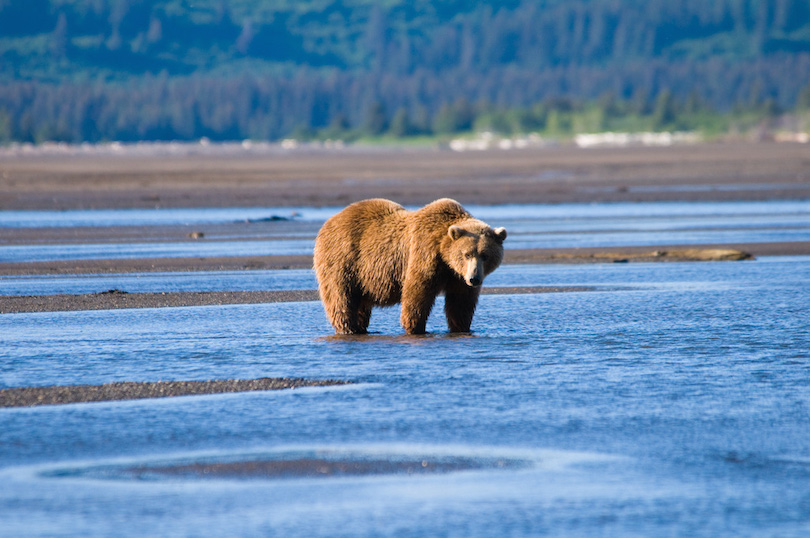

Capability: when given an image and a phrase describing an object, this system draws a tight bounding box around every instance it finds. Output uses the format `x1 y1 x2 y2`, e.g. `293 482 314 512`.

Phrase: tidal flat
1 143 809 536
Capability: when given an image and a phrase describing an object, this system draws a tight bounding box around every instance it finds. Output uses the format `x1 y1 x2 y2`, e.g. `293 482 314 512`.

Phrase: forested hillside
2 0 810 143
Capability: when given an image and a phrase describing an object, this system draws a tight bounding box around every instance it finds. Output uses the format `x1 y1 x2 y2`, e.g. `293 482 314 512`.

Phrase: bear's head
443 219 507 287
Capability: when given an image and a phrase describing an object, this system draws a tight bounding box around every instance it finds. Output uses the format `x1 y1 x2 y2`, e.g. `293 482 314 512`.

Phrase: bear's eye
464 253 473 260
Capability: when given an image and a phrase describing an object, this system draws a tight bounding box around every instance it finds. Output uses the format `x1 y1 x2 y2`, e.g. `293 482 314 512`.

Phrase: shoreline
3 243 808 314
3 142 809 210
1 242 806 277
3 142 808 314
0 378 351 408
0 286 594 314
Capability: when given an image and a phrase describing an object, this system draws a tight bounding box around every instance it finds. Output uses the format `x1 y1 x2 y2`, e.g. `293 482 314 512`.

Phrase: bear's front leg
444 283 480 333
400 271 439 335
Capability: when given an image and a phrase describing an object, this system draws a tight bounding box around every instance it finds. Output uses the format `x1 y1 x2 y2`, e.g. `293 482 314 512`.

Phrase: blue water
0 269 317 296
2 201 808 228
0 238 316 262
2 200 809 262
2 257 810 536
0 207 332 228
1 257 791 297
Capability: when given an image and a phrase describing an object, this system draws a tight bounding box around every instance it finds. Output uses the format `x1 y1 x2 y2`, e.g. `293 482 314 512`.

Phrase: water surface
2 257 809 536
2 200 808 262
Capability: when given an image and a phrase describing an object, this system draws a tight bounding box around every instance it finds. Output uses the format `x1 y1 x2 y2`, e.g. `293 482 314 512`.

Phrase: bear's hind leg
321 285 372 335
356 299 373 334
338 297 372 334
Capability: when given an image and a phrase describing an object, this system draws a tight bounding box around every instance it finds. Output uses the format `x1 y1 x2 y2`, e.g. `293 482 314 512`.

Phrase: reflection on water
317 331 478 344
1 257 809 536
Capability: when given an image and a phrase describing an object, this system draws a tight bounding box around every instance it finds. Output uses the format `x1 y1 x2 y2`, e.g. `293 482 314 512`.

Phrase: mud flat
0 286 599 314
2 142 807 312
0 378 350 408
2 142 809 210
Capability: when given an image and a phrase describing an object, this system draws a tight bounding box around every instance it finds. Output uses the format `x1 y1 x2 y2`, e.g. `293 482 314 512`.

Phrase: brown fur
313 198 506 335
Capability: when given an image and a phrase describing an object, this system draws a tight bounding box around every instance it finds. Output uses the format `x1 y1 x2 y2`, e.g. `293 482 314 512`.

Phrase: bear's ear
448 225 465 240
493 227 507 242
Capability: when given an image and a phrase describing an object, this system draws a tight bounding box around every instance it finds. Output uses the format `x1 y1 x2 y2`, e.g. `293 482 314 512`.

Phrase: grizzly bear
313 198 507 335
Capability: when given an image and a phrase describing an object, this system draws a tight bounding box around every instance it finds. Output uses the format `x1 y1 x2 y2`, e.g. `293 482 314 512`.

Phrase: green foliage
433 98 474 134
2 0 810 143
0 109 11 142
799 85 810 110
363 101 388 136
5 0 810 81
652 90 677 130
388 107 415 137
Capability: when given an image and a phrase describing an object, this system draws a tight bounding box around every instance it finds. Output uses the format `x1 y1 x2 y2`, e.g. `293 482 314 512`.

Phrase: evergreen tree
363 101 387 136
2 0 810 143
798 85 810 110
388 108 414 137
652 90 677 129
49 13 68 59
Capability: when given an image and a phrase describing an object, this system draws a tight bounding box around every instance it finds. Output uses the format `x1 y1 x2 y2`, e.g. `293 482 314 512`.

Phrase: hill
1 0 810 142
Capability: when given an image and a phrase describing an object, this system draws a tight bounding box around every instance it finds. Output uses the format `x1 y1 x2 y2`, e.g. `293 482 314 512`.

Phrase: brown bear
313 198 507 335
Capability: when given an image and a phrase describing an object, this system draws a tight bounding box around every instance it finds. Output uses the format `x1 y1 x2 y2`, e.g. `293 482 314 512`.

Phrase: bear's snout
464 258 485 287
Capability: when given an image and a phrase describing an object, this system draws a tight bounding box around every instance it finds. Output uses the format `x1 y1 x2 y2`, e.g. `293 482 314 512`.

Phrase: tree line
1 0 810 143
3 71 808 144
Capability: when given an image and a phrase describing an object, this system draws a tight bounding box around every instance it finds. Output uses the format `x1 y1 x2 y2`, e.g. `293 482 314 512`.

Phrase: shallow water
2 257 810 536
2 201 808 262
0 269 317 296
2 256 796 297
2 201 808 228
0 238 315 262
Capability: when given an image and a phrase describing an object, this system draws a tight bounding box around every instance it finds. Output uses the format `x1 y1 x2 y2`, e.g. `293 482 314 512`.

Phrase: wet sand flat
0 378 350 408
0 286 593 314
119 455 527 480
4 143 810 536
0 243 804 277
2 142 809 210
2 142 808 313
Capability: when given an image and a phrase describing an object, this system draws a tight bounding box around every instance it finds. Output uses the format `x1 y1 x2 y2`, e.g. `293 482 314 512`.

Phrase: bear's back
314 199 410 305
406 198 471 245
416 198 469 220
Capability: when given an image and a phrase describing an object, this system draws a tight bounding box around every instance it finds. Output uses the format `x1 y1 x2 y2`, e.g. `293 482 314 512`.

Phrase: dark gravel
0 289 320 313
122 456 528 480
0 378 351 408
0 286 593 314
